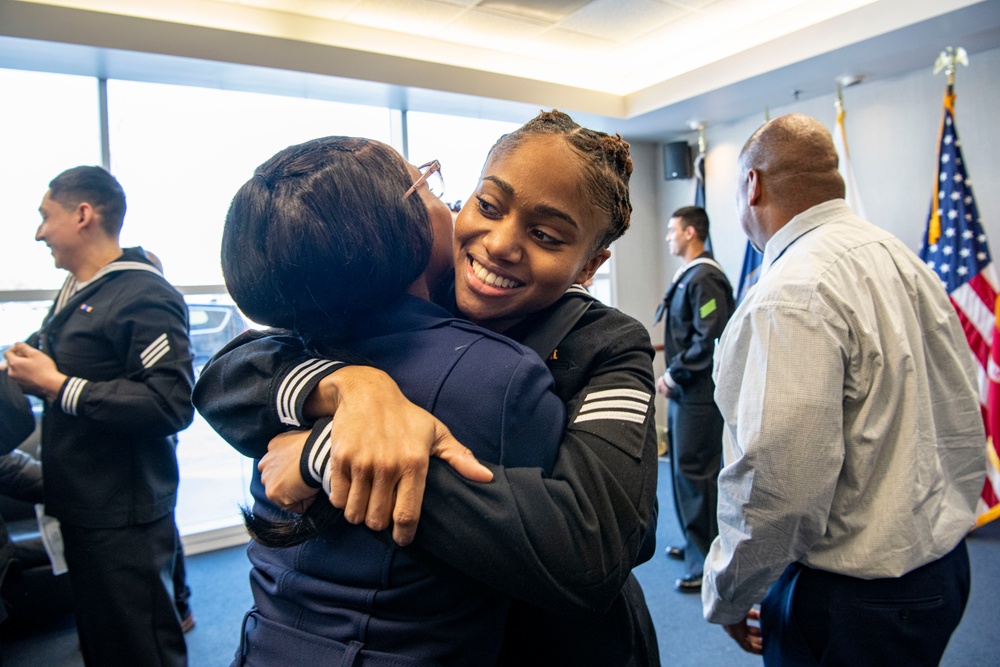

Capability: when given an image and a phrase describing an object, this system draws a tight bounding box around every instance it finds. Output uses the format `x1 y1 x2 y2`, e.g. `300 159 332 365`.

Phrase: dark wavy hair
486 110 633 250
48 166 127 236
221 136 433 341
222 137 434 546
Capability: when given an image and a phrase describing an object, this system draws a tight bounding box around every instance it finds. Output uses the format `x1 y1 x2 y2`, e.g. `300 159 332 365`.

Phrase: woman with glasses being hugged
196 111 660 666
215 136 567 666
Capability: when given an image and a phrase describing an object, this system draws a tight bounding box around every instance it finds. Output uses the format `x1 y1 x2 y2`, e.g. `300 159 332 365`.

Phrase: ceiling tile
657 0 721 9
345 0 470 37
447 6 550 45
476 0 592 24
231 0 359 22
558 0 685 41
540 27 620 58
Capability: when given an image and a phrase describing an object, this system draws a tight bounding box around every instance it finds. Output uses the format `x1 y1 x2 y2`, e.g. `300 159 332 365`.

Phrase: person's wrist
661 371 676 389
319 366 392 410
304 366 364 419
300 418 333 489
47 373 69 402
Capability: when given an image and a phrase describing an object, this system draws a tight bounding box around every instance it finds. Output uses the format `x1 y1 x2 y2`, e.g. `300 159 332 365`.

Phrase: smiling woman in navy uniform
195 111 661 666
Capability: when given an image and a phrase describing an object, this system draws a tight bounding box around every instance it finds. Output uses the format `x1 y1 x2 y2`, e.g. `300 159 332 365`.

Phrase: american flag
918 87 1000 526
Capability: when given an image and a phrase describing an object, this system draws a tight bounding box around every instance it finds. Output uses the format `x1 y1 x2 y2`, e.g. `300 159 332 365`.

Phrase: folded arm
197 324 658 613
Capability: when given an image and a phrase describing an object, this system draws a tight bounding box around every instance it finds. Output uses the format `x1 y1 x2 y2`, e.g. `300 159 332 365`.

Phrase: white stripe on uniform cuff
307 422 333 486
140 333 170 368
61 377 88 416
276 359 342 426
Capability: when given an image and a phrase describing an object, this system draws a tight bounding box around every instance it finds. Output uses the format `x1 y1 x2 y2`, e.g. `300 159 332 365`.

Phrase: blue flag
736 240 763 304
693 152 713 252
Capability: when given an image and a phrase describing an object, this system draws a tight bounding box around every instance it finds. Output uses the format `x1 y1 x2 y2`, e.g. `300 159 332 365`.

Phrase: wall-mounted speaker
663 141 693 180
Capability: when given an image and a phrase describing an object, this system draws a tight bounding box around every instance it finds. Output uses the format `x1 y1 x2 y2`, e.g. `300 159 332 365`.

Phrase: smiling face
36 190 82 272
453 134 611 333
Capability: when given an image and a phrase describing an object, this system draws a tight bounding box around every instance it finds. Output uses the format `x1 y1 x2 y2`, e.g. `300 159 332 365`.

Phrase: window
104 81 396 533
406 111 521 213
107 80 394 287
0 68 101 291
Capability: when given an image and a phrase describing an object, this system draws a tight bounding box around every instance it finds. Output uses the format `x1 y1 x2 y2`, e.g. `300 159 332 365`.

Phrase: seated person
0 368 34 455
0 370 44 625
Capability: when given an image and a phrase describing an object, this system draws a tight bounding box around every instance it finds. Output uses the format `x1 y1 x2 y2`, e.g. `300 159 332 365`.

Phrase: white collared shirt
703 200 985 624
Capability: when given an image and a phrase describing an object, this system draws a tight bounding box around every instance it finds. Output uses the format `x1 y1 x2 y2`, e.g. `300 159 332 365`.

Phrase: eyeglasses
403 160 445 201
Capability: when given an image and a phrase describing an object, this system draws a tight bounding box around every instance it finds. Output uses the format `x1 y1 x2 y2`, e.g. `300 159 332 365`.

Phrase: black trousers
61 513 187 667
760 540 970 666
667 398 723 578
173 527 191 620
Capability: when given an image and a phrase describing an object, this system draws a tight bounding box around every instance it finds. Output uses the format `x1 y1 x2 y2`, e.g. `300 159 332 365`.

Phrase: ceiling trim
624 0 987 118
2 0 998 140
0 0 626 116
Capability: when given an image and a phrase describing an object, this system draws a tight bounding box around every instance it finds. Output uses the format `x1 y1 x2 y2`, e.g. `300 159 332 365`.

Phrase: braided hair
486 110 633 250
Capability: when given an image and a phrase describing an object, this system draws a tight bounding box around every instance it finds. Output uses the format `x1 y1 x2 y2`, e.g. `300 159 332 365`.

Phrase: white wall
610 140 662 325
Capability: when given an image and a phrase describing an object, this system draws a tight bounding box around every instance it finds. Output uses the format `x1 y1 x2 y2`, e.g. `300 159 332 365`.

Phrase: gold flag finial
687 120 706 154
933 46 968 86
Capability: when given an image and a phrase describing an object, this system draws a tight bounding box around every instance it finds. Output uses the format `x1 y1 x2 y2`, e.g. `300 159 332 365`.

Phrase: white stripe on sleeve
276 359 343 426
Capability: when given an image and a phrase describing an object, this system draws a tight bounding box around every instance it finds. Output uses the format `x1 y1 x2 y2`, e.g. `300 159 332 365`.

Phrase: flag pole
834 82 845 151
833 77 867 218
928 47 968 246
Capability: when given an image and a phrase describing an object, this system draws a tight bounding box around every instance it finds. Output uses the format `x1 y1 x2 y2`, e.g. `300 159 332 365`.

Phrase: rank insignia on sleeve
700 298 717 319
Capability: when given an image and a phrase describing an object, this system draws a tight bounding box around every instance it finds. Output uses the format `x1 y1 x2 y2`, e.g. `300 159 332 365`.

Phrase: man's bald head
735 114 846 249
740 114 845 212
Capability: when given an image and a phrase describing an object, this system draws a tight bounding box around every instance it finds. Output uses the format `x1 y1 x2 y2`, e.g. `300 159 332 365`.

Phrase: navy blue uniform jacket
657 252 734 403
206 296 564 665
194 289 659 665
27 248 194 528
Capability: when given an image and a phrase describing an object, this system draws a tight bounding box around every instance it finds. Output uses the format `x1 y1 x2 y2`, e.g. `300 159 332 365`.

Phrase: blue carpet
3 458 998 665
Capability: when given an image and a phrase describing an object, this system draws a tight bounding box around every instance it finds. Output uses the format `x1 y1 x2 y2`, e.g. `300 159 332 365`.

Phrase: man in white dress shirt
702 113 985 665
